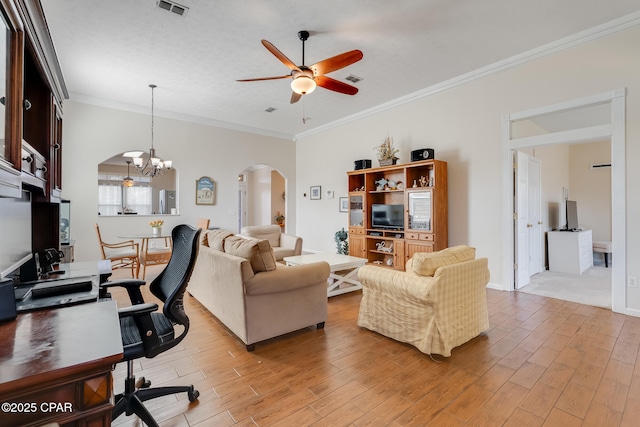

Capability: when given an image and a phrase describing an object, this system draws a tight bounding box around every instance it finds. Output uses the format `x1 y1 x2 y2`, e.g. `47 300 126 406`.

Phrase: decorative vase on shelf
152 227 161 236
379 157 398 167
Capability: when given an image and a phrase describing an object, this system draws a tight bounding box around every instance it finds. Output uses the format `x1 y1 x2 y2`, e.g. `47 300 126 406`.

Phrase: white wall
295 26 640 309
61 102 295 261
569 141 612 242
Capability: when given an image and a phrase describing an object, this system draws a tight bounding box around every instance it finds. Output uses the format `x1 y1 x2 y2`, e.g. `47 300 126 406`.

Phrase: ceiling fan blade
262 40 301 71
315 75 359 95
236 75 291 82
290 92 302 104
310 50 363 75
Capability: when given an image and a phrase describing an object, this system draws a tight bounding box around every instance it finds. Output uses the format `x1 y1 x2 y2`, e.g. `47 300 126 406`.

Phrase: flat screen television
372 204 404 230
566 200 579 231
0 191 33 279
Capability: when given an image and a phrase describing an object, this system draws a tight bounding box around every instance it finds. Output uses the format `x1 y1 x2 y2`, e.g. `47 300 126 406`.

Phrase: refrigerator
159 190 176 214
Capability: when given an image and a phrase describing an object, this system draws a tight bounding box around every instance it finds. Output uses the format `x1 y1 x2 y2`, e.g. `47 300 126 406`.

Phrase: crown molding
67 93 296 141
295 11 640 141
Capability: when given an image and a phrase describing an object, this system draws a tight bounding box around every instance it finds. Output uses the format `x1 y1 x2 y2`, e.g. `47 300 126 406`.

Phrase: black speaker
0 280 17 322
354 159 372 170
411 148 435 162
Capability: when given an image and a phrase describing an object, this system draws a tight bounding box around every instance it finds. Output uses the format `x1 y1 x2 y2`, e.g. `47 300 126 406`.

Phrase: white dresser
547 230 593 275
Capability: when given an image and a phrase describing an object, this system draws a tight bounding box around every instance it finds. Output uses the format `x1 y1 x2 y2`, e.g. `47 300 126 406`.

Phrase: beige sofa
239 225 302 261
188 229 330 351
357 245 490 357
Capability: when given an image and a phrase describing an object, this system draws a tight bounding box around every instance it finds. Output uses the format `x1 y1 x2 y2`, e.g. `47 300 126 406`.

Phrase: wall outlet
628 276 638 288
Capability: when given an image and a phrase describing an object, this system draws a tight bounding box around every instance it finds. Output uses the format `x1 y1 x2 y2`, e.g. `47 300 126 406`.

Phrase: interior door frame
502 88 626 314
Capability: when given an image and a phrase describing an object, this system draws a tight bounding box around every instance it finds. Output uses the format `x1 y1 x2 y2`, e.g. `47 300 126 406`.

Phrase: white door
528 157 543 275
515 151 530 289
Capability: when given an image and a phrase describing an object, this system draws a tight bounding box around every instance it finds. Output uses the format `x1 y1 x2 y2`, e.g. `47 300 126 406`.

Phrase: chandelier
132 84 172 177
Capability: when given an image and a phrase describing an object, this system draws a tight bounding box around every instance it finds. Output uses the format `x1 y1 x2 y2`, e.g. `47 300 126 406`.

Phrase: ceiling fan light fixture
291 76 316 95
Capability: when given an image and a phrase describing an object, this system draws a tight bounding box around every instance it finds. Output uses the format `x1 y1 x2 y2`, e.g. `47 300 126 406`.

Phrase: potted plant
274 211 285 225
149 219 164 235
375 136 399 166
334 228 349 255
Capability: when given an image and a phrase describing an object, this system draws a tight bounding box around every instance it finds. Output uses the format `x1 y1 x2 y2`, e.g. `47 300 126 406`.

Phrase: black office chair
104 224 201 427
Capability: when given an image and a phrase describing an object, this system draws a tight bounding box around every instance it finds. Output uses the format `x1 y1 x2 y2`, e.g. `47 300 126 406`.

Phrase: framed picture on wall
310 185 321 200
196 176 215 205
339 197 349 212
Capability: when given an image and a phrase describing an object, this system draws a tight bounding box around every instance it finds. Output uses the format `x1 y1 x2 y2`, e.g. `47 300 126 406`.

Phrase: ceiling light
123 150 144 158
291 76 316 95
133 84 172 178
123 160 134 187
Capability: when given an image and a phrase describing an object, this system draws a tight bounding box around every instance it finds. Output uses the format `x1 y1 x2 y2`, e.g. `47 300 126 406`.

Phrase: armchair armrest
244 262 330 295
358 265 436 302
101 278 147 304
103 240 138 250
279 233 302 255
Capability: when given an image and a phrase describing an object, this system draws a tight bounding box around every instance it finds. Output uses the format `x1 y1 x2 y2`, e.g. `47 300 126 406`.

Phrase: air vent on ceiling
157 0 188 16
265 107 277 113
345 74 363 84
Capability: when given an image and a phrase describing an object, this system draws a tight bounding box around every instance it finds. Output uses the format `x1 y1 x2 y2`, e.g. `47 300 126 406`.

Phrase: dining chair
139 236 172 280
196 218 210 230
95 224 140 278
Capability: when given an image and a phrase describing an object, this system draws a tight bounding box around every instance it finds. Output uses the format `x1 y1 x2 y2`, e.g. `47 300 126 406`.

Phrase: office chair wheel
136 377 151 389
188 386 199 402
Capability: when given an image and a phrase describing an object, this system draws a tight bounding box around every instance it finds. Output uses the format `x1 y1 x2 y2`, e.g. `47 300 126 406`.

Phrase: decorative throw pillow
412 245 476 276
203 229 234 251
224 235 277 273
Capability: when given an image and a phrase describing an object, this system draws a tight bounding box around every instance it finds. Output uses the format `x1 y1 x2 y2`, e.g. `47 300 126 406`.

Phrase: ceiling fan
237 30 363 104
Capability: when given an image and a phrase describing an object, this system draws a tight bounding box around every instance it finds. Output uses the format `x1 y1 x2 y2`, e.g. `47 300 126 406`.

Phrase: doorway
238 164 286 232
502 89 626 313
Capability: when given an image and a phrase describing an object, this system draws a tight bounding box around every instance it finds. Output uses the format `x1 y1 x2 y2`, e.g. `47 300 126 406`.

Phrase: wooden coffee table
283 253 367 297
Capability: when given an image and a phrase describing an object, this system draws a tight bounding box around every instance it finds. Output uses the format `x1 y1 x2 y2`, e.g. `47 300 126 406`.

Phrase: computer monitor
566 200 579 231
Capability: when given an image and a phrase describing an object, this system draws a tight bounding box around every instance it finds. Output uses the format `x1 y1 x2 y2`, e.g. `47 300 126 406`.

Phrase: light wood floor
110 266 640 426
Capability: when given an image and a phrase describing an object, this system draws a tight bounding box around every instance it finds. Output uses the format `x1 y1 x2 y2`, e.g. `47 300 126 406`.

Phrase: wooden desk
0 301 123 426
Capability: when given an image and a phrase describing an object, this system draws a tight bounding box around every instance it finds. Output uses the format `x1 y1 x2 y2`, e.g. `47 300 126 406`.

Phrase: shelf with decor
346 159 447 270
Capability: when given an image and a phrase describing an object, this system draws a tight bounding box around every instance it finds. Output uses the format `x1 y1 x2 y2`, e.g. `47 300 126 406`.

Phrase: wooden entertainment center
347 159 448 270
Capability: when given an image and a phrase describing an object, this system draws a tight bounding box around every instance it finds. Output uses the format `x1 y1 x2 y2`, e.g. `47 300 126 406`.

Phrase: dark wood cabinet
0 0 68 252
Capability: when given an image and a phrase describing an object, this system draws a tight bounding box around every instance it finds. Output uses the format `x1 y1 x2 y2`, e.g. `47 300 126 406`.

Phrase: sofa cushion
412 245 476 277
202 229 234 251
241 225 281 248
224 235 277 273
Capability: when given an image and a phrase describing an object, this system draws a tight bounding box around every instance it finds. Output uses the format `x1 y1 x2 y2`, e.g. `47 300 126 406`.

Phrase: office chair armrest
118 303 158 318
101 279 147 305
118 303 164 356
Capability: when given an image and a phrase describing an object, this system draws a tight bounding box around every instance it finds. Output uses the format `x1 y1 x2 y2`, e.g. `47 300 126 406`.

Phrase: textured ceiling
40 0 640 140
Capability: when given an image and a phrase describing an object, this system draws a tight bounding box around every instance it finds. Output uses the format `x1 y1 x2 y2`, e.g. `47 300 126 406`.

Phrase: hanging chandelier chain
129 83 171 179
150 84 156 150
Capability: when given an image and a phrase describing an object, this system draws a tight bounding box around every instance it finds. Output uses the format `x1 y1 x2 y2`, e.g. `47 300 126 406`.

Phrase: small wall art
310 185 321 200
339 197 349 212
196 176 215 205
